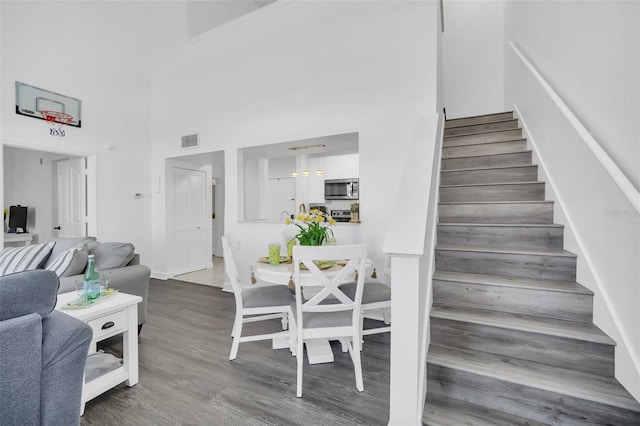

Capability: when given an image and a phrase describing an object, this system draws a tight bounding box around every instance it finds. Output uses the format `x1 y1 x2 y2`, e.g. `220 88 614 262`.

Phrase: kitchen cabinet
308 154 359 203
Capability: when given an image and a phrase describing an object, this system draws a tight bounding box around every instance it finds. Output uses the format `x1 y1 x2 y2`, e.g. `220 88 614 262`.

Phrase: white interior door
55 157 85 238
173 167 207 274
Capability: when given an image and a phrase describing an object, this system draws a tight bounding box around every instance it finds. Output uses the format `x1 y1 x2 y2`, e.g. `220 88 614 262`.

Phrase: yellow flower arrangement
285 209 335 246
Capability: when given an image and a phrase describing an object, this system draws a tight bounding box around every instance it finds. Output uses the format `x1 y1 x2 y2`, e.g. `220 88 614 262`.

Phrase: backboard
15 81 82 128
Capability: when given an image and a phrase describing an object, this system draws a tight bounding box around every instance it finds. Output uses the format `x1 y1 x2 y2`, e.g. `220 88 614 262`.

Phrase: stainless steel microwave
325 178 359 200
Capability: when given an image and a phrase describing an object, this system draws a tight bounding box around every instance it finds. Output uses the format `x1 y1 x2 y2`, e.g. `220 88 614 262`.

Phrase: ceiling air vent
181 133 199 149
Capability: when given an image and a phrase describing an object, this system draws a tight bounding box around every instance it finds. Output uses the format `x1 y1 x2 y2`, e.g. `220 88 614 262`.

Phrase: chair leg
296 335 304 397
289 313 297 356
229 313 243 360
281 312 288 330
340 338 348 353
349 340 364 392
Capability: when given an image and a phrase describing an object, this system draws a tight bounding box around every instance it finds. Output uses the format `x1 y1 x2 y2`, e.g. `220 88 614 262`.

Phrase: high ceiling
187 0 278 38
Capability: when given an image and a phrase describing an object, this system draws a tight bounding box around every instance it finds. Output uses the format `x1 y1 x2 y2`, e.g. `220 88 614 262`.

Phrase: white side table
56 291 142 414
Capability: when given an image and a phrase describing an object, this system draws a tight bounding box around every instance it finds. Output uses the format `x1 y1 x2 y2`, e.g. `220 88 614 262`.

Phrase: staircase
424 112 640 425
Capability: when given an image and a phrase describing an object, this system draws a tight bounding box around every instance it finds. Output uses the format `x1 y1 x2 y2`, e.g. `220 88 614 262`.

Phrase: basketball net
41 110 73 137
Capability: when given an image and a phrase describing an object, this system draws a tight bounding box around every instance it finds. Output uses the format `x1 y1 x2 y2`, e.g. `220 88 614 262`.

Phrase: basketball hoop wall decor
42 110 73 137
15 81 82 138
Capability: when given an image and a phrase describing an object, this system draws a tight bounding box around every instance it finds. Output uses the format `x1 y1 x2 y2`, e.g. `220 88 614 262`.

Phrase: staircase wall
506 53 640 399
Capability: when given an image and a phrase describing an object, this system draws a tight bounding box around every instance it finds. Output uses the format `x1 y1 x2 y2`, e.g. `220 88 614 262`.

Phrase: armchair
0 270 92 425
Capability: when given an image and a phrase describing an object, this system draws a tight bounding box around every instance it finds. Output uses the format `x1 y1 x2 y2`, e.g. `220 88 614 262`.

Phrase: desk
4 233 33 246
252 258 374 364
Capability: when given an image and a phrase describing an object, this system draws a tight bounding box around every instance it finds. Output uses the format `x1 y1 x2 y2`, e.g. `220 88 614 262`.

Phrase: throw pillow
45 243 89 278
91 242 135 271
42 236 98 270
0 242 55 276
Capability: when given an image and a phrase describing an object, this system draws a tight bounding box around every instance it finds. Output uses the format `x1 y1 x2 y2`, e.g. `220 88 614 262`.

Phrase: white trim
509 41 640 213
515 105 640 381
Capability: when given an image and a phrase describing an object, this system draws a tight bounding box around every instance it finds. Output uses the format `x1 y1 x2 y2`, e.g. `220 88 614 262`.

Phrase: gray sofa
43 237 150 329
0 269 92 425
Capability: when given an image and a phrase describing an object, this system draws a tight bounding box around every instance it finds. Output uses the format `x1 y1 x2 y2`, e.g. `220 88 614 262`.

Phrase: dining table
252 256 375 364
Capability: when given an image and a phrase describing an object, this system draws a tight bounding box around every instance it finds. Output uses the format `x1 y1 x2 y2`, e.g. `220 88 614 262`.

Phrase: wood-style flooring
81 279 391 425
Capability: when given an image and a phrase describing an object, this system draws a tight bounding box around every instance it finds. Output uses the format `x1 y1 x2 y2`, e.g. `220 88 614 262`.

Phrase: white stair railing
384 113 443 425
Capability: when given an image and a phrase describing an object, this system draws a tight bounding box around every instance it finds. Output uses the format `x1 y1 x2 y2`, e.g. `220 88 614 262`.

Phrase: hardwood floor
81 279 391 425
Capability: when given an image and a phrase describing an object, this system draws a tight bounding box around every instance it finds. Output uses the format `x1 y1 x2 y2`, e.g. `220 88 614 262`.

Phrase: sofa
0 269 92 425
0 236 150 329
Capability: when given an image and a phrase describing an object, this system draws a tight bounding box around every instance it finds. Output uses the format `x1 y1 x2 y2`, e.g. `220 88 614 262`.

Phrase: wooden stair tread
423 393 548 426
438 222 564 228
428 344 640 412
443 138 527 148
433 270 592 295
440 181 543 189
442 150 531 160
436 244 577 258
431 305 612 344
441 164 536 173
445 112 514 129
439 200 553 206
444 128 523 139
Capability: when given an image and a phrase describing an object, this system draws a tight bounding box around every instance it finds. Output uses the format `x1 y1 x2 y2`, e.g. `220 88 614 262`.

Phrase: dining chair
221 235 295 360
291 244 367 397
339 255 391 339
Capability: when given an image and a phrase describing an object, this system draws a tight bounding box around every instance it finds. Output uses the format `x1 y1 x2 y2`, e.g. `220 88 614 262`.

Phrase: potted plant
285 209 336 246
350 202 360 223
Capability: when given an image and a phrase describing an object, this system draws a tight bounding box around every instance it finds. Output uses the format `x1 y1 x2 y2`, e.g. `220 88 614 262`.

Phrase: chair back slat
293 244 367 317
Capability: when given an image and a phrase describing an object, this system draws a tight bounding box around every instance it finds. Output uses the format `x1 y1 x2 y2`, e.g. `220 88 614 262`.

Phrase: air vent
181 133 199 149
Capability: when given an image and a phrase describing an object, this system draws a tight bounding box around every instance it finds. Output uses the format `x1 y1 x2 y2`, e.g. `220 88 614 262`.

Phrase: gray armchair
0 270 92 425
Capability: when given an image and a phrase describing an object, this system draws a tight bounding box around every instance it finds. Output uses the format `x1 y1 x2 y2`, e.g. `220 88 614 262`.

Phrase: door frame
1 143 97 246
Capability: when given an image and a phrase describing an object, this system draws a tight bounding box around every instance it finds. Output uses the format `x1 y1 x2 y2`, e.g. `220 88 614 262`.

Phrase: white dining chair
339 256 391 339
291 244 367 397
221 235 295 360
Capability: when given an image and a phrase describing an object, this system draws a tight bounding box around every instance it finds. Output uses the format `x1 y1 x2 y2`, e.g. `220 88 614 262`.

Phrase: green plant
285 209 335 246
350 202 359 213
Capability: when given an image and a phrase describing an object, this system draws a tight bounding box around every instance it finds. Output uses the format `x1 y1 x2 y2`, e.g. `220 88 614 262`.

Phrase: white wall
504 0 640 400
442 0 505 118
504 0 639 189
0 1 184 259
149 0 440 280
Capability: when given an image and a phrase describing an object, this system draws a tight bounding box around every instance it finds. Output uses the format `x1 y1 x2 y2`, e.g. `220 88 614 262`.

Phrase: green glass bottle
84 254 101 300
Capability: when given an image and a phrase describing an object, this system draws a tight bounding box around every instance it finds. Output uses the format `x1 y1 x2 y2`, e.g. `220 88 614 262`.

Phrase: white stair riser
443 140 527 159
444 120 520 137
432 280 591 322
441 166 538 186
427 364 640 425
444 129 523 147
430 318 614 377
440 183 545 203
445 112 514 129
439 202 554 224
437 224 563 249
442 152 532 170
435 250 577 281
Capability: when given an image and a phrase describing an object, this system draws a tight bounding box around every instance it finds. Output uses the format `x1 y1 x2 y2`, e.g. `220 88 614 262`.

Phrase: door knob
54 226 61 230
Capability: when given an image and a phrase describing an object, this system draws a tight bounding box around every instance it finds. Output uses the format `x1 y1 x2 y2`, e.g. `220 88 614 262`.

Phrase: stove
331 210 352 223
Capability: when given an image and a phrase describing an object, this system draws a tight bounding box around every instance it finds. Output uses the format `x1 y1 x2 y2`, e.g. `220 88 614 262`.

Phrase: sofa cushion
91 242 135 271
0 242 55 276
45 243 88 278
